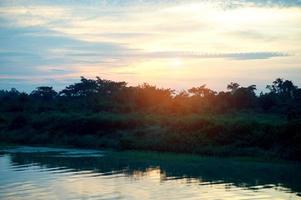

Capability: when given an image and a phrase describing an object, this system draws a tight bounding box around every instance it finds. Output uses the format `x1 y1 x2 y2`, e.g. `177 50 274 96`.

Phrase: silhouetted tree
258 93 277 111
232 85 257 109
188 85 216 97
30 86 57 100
172 90 191 113
267 78 296 98
59 76 127 98
133 83 174 111
59 77 98 97
227 82 240 94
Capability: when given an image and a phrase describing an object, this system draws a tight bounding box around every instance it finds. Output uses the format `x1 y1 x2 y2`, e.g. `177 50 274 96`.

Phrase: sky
0 0 301 92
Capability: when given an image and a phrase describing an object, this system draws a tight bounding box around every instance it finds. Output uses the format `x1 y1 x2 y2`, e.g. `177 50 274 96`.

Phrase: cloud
226 30 277 42
212 52 289 60
154 51 289 60
0 26 133 76
0 76 78 91
147 51 289 60
244 0 301 7
0 0 300 92
61 50 289 60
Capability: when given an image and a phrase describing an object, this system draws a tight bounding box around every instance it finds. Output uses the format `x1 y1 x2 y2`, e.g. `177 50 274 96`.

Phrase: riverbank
1 145 299 168
0 111 300 160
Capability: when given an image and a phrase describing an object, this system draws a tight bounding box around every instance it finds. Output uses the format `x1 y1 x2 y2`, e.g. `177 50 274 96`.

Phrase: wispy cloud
209 52 289 60
0 0 300 91
61 50 289 60
141 51 289 60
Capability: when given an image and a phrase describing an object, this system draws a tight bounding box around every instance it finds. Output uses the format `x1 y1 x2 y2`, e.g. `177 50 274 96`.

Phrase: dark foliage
0 77 300 160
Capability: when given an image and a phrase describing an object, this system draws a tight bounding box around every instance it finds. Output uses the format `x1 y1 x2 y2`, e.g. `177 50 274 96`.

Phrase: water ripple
0 146 301 200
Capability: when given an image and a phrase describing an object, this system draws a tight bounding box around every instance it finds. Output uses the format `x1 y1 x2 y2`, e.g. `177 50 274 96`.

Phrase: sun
170 58 183 69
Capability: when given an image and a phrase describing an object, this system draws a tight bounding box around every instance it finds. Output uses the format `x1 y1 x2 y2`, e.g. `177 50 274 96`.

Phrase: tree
59 77 98 97
232 85 257 109
30 86 57 100
267 78 296 97
258 93 277 111
59 76 127 97
172 90 191 113
133 83 174 111
267 78 283 94
227 82 240 94
95 77 127 96
188 85 216 97
282 80 296 98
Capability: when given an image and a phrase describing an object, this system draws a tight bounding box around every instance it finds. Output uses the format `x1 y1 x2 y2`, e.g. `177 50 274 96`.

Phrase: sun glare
170 58 183 69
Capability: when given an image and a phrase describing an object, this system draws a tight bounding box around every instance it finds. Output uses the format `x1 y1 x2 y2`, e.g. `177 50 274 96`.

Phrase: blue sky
0 0 301 92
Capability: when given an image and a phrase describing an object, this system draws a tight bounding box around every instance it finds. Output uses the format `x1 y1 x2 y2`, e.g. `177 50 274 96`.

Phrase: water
0 146 300 200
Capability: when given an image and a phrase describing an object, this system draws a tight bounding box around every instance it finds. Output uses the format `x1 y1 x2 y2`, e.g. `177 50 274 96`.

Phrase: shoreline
1 143 298 165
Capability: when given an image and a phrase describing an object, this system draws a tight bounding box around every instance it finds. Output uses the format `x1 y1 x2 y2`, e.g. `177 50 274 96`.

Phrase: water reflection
0 147 300 200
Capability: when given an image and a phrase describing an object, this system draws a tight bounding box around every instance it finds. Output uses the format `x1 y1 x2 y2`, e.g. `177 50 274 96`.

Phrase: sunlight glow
170 58 183 69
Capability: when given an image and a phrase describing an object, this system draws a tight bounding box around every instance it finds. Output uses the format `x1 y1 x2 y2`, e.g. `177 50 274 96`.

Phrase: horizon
0 76 300 95
0 0 301 92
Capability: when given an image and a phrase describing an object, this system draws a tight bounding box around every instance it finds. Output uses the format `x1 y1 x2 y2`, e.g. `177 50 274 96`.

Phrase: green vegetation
0 77 300 160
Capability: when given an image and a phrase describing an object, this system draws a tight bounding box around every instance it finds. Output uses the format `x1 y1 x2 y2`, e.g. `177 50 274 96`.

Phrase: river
0 146 300 199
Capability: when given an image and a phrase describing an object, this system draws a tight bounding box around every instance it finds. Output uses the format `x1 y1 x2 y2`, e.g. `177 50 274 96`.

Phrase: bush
9 115 28 129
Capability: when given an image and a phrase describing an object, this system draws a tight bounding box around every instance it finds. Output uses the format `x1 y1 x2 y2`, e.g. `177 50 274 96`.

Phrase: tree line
1 77 300 117
0 77 300 160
